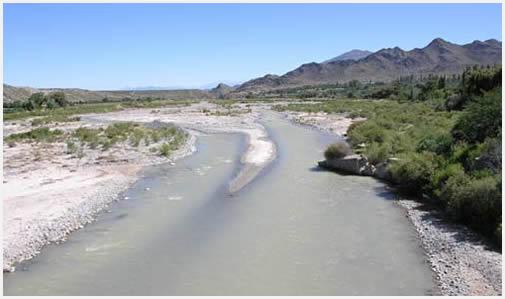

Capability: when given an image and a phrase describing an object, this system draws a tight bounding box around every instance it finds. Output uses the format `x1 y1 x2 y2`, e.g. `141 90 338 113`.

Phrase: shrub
416 133 453 155
348 121 388 144
452 87 501 143
150 131 160 143
429 162 464 198
441 173 501 234
129 128 146 147
105 122 138 140
74 127 100 145
388 151 436 195
365 141 391 164
324 142 352 160
66 141 78 154
5 127 64 143
159 143 172 157
49 91 68 108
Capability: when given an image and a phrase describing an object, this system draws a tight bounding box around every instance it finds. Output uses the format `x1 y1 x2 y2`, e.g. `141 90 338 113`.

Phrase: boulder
318 155 398 182
318 154 374 176
472 143 501 174
375 162 392 180
445 94 465 111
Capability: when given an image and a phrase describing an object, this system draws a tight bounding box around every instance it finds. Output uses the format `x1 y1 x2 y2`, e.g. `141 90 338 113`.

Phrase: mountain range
3 38 502 102
322 49 373 64
236 38 502 93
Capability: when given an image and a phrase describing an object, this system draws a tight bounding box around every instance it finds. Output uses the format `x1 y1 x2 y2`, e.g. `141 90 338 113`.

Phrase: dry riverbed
3 101 275 272
278 108 502 296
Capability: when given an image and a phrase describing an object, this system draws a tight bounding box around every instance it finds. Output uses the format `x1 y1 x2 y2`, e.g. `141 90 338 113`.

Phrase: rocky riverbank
398 199 502 296
278 108 502 296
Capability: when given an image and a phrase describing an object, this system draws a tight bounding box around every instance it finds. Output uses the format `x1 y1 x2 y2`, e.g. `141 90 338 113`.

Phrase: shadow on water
308 166 327 172
314 161 500 252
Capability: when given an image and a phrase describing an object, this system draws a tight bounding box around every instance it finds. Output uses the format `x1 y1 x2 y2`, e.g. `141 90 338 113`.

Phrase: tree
49 91 68 107
437 76 446 89
452 87 502 143
27 92 46 110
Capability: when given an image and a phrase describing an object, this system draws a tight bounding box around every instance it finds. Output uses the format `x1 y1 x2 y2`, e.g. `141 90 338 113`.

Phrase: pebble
397 199 501 296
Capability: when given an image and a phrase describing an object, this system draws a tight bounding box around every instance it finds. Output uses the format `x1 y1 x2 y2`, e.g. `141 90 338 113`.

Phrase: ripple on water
167 196 183 201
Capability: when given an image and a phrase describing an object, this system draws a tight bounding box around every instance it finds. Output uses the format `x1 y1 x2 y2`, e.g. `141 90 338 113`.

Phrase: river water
3 112 435 295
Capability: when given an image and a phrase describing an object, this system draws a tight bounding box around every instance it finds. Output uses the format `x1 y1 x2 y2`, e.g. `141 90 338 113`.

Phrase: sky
4 3 502 90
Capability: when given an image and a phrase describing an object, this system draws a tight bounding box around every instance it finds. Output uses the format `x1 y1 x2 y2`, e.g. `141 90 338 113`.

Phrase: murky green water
3 112 435 295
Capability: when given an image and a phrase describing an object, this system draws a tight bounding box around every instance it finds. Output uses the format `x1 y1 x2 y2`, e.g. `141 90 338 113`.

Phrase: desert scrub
5 127 64 144
4 99 196 121
324 142 352 160
158 130 188 157
4 102 123 121
66 141 78 154
70 122 187 154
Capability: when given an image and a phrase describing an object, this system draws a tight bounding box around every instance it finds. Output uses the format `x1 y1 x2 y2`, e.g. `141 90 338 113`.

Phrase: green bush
324 142 352 160
74 127 101 145
429 162 464 198
388 152 436 195
66 141 78 154
129 128 146 147
348 121 388 144
159 143 173 157
5 127 64 143
452 88 501 143
365 142 391 164
416 133 453 155
441 173 501 235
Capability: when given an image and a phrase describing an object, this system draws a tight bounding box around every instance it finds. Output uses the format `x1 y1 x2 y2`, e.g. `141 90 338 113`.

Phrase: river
3 111 435 295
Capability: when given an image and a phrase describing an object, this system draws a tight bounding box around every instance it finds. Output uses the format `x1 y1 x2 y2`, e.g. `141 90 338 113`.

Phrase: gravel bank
3 119 196 272
278 108 502 296
398 199 502 296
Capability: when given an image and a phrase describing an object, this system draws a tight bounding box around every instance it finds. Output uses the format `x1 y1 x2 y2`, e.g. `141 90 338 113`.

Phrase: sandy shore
279 108 502 296
3 119 196 272
3 101 276 272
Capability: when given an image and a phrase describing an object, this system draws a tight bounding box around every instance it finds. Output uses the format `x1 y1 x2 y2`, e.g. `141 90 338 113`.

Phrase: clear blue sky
4 3 502 90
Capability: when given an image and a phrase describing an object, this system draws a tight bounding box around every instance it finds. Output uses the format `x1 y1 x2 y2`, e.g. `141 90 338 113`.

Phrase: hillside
3 84 216 104
237 38 502 93
323 49 373 63
4 38 502 101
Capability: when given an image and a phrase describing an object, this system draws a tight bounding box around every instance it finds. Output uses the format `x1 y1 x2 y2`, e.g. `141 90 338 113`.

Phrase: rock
472 142 501 174
318 154 374 176
360 163 376 176
375 162 391 180
445 94 464 110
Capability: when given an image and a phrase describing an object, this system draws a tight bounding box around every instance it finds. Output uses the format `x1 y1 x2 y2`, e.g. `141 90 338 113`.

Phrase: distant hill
3 84 216 104
323 49 372 63
209 83 235 98
5 38 502 102
236 38 502 93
